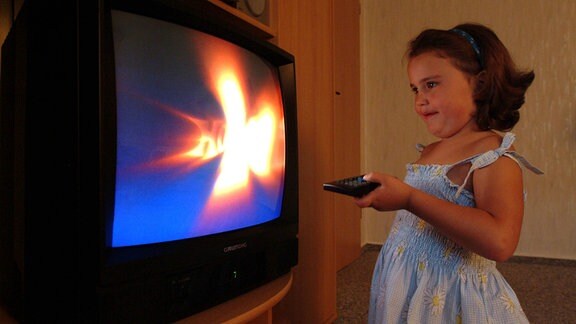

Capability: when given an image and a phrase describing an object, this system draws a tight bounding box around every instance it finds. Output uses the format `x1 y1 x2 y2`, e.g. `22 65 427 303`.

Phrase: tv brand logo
223 242 248 253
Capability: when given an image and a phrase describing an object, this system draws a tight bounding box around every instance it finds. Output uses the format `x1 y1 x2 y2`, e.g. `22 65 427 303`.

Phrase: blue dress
369 133 542 323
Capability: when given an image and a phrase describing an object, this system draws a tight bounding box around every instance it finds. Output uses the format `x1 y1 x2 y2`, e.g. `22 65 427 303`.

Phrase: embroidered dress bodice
368 132 541 324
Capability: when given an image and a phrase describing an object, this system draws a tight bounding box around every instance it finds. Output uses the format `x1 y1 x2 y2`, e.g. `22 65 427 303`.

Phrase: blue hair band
450 28 484 69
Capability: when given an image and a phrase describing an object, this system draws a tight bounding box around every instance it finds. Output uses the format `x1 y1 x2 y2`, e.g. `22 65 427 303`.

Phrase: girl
356 23 542 323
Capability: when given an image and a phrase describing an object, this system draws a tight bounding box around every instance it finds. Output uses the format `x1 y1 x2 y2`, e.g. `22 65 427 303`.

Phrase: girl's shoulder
417 131 511 164
468 131 513 154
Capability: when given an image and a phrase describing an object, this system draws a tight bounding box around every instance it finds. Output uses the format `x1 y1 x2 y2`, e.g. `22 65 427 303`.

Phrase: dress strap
455 133 543 198
415 143 426 153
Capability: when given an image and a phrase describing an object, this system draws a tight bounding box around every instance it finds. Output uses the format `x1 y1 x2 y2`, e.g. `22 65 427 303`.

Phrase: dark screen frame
99 0 299 286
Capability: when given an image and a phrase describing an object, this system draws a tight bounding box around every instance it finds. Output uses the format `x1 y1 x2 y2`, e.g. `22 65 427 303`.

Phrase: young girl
355 23 543 323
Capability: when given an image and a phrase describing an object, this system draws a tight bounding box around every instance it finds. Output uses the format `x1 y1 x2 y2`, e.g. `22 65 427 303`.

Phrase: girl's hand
354 172 414 211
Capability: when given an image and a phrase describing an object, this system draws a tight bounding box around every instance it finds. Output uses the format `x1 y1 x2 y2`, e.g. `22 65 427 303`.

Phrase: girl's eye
410 81 438 94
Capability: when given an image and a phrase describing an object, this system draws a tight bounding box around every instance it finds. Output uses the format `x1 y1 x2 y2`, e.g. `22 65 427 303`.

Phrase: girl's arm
355 157 524 262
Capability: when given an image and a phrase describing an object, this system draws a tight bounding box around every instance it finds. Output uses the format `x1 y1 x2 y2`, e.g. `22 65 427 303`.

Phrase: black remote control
323 175 379 197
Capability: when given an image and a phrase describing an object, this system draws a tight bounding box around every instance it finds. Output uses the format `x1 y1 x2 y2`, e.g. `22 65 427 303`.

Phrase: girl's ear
473 70 488 96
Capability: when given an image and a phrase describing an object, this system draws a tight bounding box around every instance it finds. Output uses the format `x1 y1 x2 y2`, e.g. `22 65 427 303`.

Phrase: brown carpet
336 244 576 323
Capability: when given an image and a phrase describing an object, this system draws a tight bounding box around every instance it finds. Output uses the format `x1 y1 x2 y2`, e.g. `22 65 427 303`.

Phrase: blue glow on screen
111 10 286 247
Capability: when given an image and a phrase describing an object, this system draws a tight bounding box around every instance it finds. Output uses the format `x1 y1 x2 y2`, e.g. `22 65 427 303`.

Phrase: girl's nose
415 91 428 107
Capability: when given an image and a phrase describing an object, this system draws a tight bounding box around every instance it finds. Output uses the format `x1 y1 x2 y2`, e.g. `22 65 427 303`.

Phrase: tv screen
111 10 287 247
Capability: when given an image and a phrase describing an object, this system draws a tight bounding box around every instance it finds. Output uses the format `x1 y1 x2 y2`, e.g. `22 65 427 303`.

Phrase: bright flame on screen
210 71 277 195
141 42 284 207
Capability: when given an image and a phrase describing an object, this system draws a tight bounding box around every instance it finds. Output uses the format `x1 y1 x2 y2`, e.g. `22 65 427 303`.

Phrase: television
0 0 298 322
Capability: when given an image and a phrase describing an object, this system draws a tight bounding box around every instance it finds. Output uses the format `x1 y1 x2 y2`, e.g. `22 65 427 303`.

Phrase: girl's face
407 52 478 139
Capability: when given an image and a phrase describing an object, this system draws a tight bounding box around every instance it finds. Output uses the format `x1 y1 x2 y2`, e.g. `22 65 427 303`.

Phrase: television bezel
98 0 299 288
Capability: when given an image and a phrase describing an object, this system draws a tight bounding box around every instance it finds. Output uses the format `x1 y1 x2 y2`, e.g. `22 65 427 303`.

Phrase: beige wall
361 0 576 260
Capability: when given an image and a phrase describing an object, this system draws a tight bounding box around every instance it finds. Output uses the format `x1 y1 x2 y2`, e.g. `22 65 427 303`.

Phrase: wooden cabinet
333 0 362 271
274 0 361 322
178 274 292 324
207 0 276 39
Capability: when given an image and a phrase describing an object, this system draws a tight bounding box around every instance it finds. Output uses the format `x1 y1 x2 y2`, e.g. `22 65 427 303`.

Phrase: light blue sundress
369 133 543 323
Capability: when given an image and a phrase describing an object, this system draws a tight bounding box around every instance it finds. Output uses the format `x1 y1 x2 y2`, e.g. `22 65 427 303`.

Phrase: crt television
0 0 298 322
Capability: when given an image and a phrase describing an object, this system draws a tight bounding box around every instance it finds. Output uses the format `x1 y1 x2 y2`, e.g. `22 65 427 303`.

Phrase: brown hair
406 23 535 131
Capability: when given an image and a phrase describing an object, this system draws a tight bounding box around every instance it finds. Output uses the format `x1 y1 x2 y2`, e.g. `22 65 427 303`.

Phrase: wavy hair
406 23 535 131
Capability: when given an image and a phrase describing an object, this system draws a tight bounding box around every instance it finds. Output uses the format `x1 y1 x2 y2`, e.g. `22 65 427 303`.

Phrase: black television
0 0 298 322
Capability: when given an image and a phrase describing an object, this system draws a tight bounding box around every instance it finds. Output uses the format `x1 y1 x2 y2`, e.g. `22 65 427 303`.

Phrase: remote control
323 175 379 197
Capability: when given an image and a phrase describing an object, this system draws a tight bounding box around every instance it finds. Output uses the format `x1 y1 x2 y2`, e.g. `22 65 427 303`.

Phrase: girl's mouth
421 111 438 121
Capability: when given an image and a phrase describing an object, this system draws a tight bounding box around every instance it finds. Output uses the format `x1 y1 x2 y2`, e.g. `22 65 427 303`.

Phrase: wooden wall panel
273 0 338 323
333 0 361 271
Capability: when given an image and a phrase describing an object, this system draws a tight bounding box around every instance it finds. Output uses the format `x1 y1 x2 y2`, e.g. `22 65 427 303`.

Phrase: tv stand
0 273 292 323
177 272 292 323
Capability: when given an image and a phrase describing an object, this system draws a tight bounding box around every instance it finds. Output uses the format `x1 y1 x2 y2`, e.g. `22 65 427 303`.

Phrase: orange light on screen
211 72 279 196
196 38 285 216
